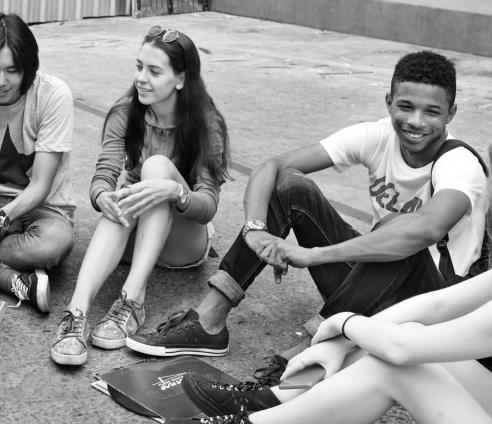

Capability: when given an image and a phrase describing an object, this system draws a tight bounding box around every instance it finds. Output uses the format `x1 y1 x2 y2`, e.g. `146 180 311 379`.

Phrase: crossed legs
253 356 492 424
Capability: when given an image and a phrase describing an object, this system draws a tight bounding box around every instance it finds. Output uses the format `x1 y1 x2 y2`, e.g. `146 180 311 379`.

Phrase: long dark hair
0 13 39 94
104 30 230 187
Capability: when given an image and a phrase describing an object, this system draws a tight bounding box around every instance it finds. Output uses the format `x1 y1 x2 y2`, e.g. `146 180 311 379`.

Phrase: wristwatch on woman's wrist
176 184 191 212
0 209 10 230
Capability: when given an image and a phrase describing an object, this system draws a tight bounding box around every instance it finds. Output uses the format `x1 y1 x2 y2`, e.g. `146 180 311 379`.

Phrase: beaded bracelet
341 313 362 340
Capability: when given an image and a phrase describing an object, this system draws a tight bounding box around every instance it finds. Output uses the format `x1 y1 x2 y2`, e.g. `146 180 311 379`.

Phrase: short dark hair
0 13 39 94
391 51 456 107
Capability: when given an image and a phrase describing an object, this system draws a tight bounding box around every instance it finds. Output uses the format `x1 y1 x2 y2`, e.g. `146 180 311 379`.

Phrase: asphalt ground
1 11 492 423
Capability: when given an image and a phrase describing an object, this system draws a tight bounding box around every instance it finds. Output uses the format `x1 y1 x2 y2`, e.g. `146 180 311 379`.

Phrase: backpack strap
430 139 488 195
430 139 488 282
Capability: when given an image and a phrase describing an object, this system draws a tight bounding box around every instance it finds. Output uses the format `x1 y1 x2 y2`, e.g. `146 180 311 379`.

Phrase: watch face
0 215 8 229
248 219 266 230
179 188 188 204
251 220 262 229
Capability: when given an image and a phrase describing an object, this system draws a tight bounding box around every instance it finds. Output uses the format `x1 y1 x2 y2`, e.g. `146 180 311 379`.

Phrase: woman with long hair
51 27 229 366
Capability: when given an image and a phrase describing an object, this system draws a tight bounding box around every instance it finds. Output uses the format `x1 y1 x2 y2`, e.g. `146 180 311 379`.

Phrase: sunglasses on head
147 25 179 42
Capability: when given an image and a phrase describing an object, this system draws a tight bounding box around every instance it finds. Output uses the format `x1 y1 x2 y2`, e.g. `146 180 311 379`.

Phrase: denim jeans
0 196 74 272
209 168 449 318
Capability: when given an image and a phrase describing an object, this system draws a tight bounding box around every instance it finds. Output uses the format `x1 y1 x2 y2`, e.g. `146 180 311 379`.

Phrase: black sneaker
8 268 50 312
253 355 288 386
126 309 229 357
166 406 252 423
182 372 280 416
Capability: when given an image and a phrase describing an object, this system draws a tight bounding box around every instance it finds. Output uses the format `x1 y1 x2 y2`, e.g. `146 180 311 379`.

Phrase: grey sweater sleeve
89 104 128 211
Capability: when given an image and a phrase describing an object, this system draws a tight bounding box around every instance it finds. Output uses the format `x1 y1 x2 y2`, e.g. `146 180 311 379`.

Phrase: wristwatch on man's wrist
242 219 268 240
0 209 10 230
175 184 191 212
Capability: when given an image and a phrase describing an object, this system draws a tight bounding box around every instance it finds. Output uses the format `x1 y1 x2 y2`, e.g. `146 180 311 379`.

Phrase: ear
176 72 185 90
447 103 457 124
385 92 392 112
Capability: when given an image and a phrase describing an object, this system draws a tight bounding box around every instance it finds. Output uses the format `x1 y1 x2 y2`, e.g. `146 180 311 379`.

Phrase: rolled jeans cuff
208 270 245 307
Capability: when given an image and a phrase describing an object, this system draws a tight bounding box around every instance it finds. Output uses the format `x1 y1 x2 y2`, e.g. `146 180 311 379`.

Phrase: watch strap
242 219 268 240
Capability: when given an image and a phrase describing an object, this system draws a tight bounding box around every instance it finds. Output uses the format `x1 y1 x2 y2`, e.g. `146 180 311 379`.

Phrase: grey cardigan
90 102 226 224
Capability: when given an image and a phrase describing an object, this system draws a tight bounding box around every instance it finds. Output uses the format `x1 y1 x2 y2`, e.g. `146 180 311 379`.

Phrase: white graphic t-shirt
0 72 76 222
320 117 487 276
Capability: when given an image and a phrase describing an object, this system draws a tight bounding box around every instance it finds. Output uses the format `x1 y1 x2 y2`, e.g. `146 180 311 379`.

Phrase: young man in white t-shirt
126 51 487 368
0 14 75 313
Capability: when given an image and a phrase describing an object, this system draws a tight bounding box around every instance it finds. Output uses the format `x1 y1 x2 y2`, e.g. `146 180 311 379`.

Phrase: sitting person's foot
91 290 145 349
182 372 280 416
253 354 288 386
166 404 252 423
51 309 90 365
126 309 229 356
8 268 50 312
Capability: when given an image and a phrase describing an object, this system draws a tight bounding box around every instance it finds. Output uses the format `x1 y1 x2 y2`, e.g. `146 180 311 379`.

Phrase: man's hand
243 231 288 283
243 230 277 252
96 191 129 226
281 340 348 381
118 179 181 219
258 238 312 268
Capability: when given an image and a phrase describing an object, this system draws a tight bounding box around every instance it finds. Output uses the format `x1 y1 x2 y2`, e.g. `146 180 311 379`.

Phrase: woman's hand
281 340 348 381
311 313 352 345
117 179 181 219
96 191 129 227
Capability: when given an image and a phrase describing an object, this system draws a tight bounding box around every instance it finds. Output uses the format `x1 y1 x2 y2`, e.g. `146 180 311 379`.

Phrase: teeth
403 130 425 139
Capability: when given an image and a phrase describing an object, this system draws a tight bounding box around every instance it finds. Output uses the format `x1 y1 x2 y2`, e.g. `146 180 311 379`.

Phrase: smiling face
134 42 184 113
387 81 457 167
0 46 23 105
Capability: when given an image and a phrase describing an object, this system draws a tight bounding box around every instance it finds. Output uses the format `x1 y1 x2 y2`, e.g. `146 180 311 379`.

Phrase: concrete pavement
0 11 491 423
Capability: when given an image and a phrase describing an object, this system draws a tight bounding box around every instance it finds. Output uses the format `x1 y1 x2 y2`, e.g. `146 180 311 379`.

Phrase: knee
141 155 176 179
357 354 405 389
39 223 74 268
275 168 319 200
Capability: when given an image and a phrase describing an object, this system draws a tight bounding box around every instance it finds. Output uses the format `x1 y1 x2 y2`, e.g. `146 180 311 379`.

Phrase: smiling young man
127 51 487 372
0 14 75 313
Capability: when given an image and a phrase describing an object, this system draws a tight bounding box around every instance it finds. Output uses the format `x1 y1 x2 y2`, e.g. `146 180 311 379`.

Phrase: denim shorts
156 222 215 269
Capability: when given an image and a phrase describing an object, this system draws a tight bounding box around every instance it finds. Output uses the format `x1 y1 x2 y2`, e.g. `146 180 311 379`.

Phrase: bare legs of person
252 356 492 424
50 155 208 364
195 288 232 334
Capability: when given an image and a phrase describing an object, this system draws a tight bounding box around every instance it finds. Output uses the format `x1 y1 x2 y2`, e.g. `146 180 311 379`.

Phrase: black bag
430 139 489 283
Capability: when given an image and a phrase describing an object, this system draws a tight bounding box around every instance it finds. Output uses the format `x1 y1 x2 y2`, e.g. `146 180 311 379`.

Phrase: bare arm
2 152 62 220
313 189 469 263
261 187 470 268
311 269 492 350
285 267 492 379
244 143 334 222
330 297 492 366
372 269 492 324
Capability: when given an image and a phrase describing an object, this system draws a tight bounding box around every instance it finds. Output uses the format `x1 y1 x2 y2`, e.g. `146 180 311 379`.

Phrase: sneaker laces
253 355 288 386
104 295 141 329
58 309 86 342
211 381 265 393
197 401 251 423
8 274 30 308
155 310 188 335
